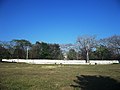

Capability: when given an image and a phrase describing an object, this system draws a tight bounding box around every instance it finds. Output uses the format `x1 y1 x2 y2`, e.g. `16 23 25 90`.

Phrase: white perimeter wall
2 59 120 65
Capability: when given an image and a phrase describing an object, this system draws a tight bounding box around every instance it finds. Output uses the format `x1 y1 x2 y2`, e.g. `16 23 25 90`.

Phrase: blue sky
0 0 120 44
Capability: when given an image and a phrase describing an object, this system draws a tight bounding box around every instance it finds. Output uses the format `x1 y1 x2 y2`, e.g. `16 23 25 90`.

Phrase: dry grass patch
0 62 120 90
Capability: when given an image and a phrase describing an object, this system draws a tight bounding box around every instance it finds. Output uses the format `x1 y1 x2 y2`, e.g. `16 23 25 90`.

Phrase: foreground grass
0 62 120 90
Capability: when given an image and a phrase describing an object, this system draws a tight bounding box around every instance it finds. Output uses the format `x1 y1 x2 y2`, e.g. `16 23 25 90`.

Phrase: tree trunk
26 47 28 59
86 50 89 63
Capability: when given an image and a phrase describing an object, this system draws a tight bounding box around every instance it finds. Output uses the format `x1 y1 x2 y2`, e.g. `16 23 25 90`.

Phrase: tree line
0 35 120 61
0 40 64 60
61 35 120 62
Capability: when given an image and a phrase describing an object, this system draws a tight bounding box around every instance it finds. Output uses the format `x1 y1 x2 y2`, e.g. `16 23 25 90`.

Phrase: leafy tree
40 42 51 59
67 49 77 60
95 45 112 60
11 39 32 59
49 44 63 59
0 45 11 60
29 42 64 59
11 39 32 50
0 41 12 59
29 41 46 59
13 47 26 59
29 43 40 59
57 51 64 60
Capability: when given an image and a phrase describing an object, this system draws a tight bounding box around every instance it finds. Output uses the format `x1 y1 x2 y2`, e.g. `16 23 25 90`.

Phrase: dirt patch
61 86 73 90
41 66 58 69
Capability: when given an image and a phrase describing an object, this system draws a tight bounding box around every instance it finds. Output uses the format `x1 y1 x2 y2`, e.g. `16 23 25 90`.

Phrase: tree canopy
0 35 120 60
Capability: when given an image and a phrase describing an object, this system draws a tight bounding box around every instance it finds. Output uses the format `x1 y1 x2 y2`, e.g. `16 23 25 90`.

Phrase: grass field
0 62 120 90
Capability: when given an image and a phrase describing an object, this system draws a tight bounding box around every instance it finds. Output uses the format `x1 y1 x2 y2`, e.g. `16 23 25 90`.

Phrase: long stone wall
2 59 120 65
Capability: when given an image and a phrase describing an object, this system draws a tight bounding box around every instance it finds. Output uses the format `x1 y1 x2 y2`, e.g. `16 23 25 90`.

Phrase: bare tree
77 35 97 63
100 35 120 58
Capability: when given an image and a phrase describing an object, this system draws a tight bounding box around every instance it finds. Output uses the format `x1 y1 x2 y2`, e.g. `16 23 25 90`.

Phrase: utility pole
26 47 28 59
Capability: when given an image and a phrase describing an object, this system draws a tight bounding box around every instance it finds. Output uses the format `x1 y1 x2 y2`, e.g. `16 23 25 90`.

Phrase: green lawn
0 62 120 90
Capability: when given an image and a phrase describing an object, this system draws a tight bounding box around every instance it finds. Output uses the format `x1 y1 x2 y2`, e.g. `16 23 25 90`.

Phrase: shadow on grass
71 75 120 90
0 61 17 63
